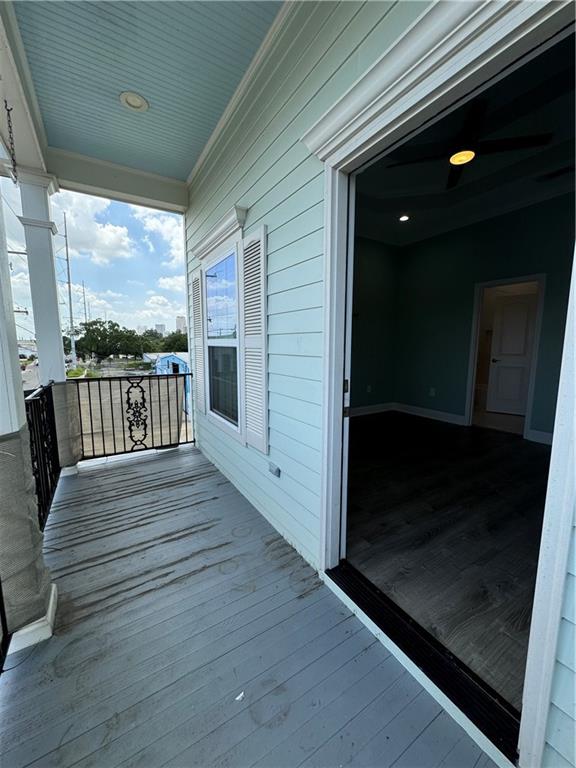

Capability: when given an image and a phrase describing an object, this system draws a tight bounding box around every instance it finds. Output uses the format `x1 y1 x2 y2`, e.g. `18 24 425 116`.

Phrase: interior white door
486 293 537 415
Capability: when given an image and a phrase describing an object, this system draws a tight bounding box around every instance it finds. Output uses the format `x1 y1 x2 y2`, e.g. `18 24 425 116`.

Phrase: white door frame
464 274 548 443
304 3 574 766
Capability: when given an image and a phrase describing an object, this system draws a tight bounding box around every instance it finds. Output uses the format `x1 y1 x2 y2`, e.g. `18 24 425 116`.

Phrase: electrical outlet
429 387 436 397
269 463 281 478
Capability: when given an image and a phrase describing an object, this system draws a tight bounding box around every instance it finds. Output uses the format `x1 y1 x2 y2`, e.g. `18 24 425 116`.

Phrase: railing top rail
69 372 193 383
25 380 55 401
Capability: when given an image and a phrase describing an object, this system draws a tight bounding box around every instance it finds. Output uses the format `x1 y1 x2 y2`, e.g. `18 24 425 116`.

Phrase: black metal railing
25 383 61 530
70 373 194 460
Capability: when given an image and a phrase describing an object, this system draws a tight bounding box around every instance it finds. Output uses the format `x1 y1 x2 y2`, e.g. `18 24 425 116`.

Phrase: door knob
491 358 501 363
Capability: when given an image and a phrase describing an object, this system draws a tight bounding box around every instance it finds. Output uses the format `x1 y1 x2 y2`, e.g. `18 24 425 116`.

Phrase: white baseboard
7 583 58 654
394 402 467 425
319 572 514 768
350 401 467 426
349 402 396 417
524 429 553 445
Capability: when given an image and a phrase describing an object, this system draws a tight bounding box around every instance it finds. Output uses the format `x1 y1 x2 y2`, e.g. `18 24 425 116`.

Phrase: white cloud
130 205 184 269
2 183 188 335
158 275 185 293
51 190 135 266
146 294 170 308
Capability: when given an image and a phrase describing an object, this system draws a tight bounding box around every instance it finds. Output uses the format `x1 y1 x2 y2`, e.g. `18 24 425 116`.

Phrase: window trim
202 238 244 441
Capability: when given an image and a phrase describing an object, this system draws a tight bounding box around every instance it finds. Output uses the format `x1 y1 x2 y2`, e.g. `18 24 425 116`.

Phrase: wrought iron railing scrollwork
125 378 149 449
71 373 193 460
25 383 61 530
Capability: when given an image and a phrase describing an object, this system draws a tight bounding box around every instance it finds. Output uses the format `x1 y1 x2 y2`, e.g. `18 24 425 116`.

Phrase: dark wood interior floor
346 412 551 711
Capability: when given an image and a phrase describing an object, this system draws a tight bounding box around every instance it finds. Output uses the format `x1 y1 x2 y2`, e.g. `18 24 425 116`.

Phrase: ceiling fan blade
478 134 553 153
385 141 450 167
486 69 572 137
535 165 575 182
446 164 464 190
387 153 446 168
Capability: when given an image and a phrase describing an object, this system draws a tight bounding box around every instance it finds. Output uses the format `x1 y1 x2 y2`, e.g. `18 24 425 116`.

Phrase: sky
1 177 187 341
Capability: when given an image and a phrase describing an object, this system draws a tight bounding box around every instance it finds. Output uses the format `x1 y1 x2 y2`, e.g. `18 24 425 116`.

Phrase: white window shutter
242 226 268 453
191 269 206 414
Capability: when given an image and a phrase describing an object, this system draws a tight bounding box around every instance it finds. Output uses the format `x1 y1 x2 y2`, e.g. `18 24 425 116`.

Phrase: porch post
0 183 55 646
18 173 66 385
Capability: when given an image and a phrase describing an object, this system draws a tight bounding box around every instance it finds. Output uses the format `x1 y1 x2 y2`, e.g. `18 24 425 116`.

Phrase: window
205 251 239 426
190 222 268 452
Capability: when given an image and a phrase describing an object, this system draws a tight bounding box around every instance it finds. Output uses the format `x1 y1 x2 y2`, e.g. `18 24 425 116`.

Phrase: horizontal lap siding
544 525 576 768
185 0 430 566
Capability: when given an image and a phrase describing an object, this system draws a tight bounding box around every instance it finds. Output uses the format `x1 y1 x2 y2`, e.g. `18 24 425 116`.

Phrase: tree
162 331 188 352
76 320 124 360
140 329 163 352
75 320 186 360
120 328 143 357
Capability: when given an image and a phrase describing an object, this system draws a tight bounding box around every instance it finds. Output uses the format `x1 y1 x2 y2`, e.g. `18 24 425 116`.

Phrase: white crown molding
302 0 574 169
190 206 247 260
18 215 58 235
186 0 298 187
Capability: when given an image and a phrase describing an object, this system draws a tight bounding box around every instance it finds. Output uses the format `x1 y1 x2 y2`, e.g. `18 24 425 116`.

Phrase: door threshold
326 560 520 763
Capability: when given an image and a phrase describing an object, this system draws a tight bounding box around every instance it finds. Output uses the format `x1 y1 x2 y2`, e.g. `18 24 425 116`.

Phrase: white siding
186 0 430 566
543 532 576 768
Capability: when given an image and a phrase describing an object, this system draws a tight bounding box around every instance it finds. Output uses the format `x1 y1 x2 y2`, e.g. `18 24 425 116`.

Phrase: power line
0 191 22 222
15 321 35 337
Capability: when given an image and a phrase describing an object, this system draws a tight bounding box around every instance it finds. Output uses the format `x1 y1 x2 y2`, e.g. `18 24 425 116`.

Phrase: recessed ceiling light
120 91 149 112
399 214 410 222
449 149 475 166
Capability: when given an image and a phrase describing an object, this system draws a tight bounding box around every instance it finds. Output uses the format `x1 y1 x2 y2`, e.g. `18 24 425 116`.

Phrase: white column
0 191 26 435
19 174 66 384
0 181 55 645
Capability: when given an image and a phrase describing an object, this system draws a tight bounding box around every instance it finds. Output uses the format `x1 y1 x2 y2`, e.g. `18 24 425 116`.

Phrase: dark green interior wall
350 238 399 407
351 195 574 432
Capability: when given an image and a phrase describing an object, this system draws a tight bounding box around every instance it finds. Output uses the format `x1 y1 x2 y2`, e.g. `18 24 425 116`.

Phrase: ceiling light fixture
449 149 475 166
399 214 410 222
120 91 149 112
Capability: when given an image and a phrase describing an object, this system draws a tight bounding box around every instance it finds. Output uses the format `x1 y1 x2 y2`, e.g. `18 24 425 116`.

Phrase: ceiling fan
387 99 553 190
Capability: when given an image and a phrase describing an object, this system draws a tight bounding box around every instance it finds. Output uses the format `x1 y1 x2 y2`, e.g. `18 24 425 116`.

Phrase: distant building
137 325 147 334
176 315 187 334
143 351 190 375
155 323 165 336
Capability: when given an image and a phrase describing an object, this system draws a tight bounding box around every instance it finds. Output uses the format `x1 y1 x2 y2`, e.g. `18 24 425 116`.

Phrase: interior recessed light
120 91 149 112
399 214 410 222
449 149 475 166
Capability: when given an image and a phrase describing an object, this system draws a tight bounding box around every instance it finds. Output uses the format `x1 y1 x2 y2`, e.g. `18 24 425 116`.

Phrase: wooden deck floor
0 446 496 768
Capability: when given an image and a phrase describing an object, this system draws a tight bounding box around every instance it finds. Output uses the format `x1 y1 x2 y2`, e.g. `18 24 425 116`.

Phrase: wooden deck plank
298 674 422 768
12 608 353 768
0 446 494 768
221 653 406 768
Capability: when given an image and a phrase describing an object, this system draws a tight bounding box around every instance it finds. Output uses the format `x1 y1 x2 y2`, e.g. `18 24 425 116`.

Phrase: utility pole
82 280 88 324
63 213 77 366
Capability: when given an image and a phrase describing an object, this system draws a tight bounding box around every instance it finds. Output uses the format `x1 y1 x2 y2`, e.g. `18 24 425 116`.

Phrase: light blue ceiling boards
12 1 281 180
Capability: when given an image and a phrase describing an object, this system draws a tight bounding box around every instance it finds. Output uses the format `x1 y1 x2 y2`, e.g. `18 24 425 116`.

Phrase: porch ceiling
6 1 280 182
